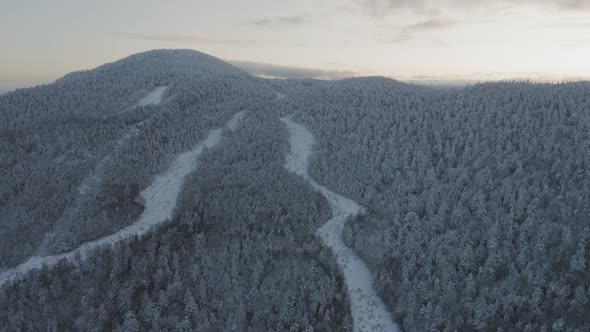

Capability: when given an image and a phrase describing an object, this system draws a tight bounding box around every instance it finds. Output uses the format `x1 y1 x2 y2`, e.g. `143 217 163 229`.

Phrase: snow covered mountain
0 49 273 270
1 49 261 123
1 50 590 331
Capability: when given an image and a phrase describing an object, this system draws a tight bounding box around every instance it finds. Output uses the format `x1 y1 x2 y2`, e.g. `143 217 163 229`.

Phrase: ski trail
275 91 286 101
136 86 167 107
40 116 152 254
0 112 244 287
41 85 169 252
281 116 398 332
79 119 145 197
227 110 246 131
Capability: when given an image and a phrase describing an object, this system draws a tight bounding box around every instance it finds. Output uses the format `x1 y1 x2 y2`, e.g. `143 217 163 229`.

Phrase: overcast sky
1 0 589 91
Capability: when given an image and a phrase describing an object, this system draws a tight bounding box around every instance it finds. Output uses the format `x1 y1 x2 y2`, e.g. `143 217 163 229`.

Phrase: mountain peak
58 49 248 86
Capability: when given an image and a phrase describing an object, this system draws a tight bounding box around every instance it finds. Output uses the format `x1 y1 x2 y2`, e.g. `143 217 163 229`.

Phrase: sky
1 0 590 91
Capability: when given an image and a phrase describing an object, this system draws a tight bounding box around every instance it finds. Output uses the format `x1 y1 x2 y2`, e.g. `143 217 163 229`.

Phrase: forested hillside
278 79 590 330
0 108 351 331
1 49 589 331
0 49 274 268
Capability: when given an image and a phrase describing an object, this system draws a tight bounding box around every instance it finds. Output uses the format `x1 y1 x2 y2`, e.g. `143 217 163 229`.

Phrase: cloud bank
389 18 457 42
229 61 357 79
243 14 311 27
113 33 255 46
356 0 590 16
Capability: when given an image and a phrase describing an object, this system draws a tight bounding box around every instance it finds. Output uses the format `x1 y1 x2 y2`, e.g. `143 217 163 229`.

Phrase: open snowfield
136 86 167 107
0 112 244 287
227 110 246 131
282 116 399 332
275 91 286 101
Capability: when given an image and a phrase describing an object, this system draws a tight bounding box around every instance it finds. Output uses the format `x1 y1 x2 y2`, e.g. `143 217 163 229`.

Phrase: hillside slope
286 79 590 331
0 102 353 332
0 49 274 269
2 49 590 331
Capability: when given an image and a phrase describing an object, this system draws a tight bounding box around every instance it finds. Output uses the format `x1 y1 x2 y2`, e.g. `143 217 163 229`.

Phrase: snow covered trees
2 49 589 330
0 50 274 268
0 108 351 331
280 78 590 330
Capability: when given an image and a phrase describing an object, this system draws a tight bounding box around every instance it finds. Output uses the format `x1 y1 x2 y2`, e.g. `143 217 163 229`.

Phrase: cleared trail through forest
0 111 244 287
76 85 169 198
40 121 144 254
282 116 399 332
39 87 169 256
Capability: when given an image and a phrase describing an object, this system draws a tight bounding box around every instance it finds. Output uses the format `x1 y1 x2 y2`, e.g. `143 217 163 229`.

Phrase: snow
136 86 167 107
39 119 150 254
282 116 399 332
227 110 246 131
276 91 286 101
0 111 244 287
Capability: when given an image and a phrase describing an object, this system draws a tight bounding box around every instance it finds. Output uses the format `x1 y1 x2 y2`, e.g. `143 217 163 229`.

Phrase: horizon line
1 70 589 94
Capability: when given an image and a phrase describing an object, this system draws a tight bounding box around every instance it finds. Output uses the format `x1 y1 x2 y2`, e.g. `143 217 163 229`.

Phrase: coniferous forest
1 50 589 331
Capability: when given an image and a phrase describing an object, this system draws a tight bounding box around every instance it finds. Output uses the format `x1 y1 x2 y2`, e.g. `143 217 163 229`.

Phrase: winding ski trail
282 116 398 332
0 111 244 287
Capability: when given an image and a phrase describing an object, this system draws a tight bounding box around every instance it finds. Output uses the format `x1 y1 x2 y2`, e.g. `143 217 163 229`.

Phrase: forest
0 50 274 268
276 78 590 331
1 50 589 331
0 107 351 331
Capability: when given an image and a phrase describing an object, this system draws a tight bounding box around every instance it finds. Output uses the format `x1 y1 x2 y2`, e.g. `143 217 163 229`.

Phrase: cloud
354 0 590 17
561 38 590 46
548 0 590 10
359 0 437 16
112 33 255 46
401 71 590 86
405 18 457 30
387 18 457 43
243 14 312 27
230 61 590 84
353 0 590 43
229 61 358 79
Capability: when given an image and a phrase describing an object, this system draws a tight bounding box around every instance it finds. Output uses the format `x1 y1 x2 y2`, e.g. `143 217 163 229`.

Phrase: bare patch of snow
0 112 244 287
227 110 246 131
282 116 399 332
136 86 167 107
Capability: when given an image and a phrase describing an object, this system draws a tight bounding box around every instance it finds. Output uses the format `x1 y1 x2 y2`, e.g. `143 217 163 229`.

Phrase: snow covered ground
0 112 244 287
136 86 167 107
227 110 246 131
39 116 152 254
282 116 399 332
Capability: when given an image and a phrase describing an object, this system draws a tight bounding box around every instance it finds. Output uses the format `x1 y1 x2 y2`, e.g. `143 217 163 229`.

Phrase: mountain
0 49 274 269
1 50 590 331
1 49 260 124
